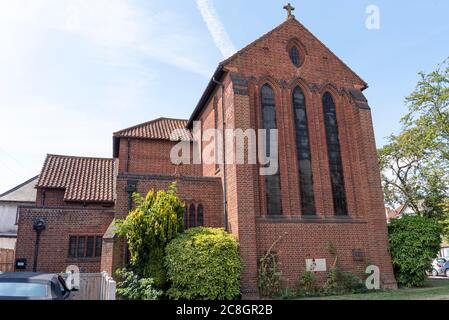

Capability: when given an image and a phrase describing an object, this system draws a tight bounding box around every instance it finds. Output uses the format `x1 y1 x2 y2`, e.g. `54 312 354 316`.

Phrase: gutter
187 64 225 129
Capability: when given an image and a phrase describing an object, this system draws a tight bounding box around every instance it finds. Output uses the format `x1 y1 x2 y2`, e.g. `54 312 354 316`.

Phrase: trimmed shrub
165 227 242 300
116 269 163 300
388 215 443 287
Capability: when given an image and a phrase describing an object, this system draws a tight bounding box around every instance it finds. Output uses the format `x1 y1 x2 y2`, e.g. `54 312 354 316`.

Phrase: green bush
388 215 443 287
296 271 320 297
116 269 163 300
165 227 242 300
322 266 365 296
115 182 184 288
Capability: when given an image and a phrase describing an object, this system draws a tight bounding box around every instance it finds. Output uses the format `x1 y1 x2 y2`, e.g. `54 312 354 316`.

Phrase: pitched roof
113 117 191 141
0 175 39 202
37 154 116 203
222 17 367 88
188 17 368 128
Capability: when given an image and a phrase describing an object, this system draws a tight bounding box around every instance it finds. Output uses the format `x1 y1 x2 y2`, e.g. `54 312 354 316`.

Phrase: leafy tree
388 215 443 287
115 182 184 288
378 129 448 217
378 57 449 228
402 57 449 161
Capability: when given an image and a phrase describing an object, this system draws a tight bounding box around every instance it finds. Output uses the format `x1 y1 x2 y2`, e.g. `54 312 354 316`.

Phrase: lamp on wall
32 217 46 272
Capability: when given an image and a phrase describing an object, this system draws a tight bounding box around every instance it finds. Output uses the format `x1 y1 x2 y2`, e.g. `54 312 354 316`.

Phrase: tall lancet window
292 87 316 215
261 84 282 215
322 92 347 216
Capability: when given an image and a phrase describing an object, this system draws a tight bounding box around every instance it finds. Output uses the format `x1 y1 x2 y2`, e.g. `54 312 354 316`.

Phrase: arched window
322 92 347 216
292 86 315 215
197 204 204 226
289 46 300 67
183 206 188 230
261 84 282 215
189 204 196 228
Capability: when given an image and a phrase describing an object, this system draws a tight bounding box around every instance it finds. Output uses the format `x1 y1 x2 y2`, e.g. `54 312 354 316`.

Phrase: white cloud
195 0 236 58
0 0 214 77
0 100 120 193
0 0 223 192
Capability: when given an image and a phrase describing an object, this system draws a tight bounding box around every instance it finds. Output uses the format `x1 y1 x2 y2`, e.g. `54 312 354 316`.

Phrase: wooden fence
68 272 116 300
0 249 14 272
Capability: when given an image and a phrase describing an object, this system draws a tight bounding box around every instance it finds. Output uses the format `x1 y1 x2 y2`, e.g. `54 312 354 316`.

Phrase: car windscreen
0 282 48 298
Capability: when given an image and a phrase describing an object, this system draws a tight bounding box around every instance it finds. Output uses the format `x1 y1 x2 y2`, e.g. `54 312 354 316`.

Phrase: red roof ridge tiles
113 117 191 141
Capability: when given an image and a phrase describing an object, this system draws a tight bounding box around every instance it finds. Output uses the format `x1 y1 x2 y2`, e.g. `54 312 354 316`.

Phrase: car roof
0 272 59 282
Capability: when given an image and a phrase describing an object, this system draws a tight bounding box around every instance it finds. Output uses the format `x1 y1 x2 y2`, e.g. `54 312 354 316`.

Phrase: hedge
165 227 242 300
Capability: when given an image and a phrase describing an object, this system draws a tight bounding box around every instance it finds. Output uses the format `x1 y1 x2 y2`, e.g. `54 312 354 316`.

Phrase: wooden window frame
68 235 103 259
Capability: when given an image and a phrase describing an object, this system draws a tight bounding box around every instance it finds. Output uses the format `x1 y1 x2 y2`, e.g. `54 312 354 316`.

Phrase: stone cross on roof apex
283 3 295 20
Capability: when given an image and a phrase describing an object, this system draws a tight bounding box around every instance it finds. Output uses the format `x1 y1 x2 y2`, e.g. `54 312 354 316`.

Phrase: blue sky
0 0 448 193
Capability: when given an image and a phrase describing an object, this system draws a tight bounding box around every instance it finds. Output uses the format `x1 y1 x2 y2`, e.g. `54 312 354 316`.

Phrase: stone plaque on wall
306 258 327 272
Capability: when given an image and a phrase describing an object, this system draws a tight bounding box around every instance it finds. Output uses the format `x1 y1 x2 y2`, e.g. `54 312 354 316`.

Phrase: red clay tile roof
113 117 191 141
36 154 116 203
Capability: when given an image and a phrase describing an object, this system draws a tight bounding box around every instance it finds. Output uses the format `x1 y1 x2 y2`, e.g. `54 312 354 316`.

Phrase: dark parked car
0 272 75 300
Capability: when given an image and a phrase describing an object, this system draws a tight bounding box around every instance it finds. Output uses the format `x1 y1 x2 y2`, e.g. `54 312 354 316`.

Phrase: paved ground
428 276 449 280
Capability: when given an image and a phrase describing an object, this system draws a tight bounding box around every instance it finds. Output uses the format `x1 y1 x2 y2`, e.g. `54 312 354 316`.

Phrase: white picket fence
68 272 116 300
99 272 116 300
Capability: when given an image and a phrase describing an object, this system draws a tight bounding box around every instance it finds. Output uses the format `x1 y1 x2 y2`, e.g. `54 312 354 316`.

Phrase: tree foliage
378 58 449 232
115 182 184 288
164 227 242 300
388 215 443 287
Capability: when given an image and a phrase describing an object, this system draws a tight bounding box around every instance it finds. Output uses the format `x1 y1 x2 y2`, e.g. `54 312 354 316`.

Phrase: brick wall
15 206 114 273
115 174 223 224
202 18 398 293
118 138 202 176
35 187 114 209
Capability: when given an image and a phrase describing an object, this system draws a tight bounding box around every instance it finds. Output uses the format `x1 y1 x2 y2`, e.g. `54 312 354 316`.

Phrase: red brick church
15 12 397 295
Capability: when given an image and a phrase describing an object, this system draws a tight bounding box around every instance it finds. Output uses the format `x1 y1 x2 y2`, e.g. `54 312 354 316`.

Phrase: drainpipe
125 139 130 173
212 77 228 232
40 189 46 206
32 218 46 272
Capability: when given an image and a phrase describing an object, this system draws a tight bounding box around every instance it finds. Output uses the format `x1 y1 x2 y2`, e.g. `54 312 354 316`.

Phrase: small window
68 235 103 259
189 204 196 228
95 237 102 257
86 236 94 257
68 236 77 258
183 206 189 230
197 204 204 226
289 46 300 67
78 237 86 258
